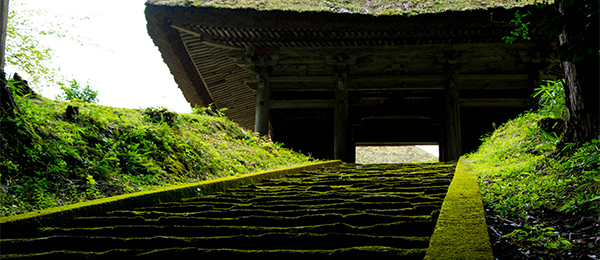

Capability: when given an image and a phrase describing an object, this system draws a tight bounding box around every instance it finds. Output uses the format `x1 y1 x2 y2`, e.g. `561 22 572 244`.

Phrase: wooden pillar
254 70 270 135
334 72 351 162
0 0 9 69
442 64 462 162
348 136 356 163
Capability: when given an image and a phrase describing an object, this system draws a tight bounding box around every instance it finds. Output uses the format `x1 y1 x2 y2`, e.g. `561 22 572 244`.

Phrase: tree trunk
559 3 600 144
561 57 600 144
0 0 8 69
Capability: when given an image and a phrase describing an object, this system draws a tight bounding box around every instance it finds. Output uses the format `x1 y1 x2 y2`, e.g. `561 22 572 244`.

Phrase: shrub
56 79 98 103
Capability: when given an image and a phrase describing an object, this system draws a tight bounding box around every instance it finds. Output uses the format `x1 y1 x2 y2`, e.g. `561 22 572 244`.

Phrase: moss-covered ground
425 158 493 260
465 80 599 258
0 89 315 217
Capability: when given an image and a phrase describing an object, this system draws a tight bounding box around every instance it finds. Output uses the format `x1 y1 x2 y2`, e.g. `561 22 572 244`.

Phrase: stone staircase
1 163 455 259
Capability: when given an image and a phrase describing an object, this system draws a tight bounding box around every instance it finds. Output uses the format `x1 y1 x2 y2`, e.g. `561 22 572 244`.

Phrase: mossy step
2 162 457 258
255 179 451 188
105 207 363 218
104 206 437 219
34 221 436 238
101 202 437 216
2 232 431 255
0 247 428 260
173 201 429 211
137 246 428 260
184 191 365 203
1 161 343 236
61 212 433 228
69 206 439 227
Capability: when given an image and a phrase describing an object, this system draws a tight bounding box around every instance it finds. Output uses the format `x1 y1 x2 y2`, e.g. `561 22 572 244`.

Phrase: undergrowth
466 80 599 256
0 79 315 217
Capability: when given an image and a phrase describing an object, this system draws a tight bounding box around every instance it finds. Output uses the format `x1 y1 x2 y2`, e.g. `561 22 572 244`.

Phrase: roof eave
145 4 214 108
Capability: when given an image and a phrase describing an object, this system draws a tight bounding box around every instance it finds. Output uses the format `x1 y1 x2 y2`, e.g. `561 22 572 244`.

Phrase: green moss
424 157 493 260
3 162 457 258
0 160 341 236
148 0 542 15
1 93 319 217
0 249 145 259
139 246 427 257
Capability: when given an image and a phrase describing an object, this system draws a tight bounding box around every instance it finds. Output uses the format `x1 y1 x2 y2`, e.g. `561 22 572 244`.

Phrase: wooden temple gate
146 4 560 162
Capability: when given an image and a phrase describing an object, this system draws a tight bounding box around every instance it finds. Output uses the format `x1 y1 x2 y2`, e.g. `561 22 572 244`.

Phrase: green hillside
0 80 314 217
466 80 599 258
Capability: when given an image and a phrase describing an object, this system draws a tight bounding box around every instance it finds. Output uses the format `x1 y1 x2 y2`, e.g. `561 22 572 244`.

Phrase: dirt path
356 146 438 164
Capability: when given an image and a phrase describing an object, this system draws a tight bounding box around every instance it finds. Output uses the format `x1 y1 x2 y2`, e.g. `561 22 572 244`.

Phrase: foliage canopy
5 0 90 89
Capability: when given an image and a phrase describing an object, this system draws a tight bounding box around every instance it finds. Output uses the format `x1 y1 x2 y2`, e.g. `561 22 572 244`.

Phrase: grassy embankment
0 85 315 217
466 80 599 258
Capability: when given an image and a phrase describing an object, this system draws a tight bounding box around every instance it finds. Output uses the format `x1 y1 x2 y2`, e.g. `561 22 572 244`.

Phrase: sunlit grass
0 91 315 217
466 106 599 254
468 111 599 217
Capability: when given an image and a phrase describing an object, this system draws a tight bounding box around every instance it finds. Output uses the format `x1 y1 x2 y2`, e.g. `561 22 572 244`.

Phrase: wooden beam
254 74 528 83
254 71 270 135
460 74 529 81
247 74 530 91
460 98 531 107
268 84 445 91
268 98 531 109
270 99 335 109
172 25 245 51
249 76 335 84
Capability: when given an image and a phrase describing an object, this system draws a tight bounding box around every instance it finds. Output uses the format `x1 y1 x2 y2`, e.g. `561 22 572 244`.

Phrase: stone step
1 162 456 259
1 246 428 259
2 232 430 254
33 221 435 238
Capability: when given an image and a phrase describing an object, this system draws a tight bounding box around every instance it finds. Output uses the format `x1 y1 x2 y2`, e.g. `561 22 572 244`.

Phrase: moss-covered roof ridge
146 0 543 15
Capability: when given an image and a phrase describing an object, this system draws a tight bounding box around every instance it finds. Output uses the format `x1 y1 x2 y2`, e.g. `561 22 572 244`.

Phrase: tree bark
0 0 8 69
559 3 600 144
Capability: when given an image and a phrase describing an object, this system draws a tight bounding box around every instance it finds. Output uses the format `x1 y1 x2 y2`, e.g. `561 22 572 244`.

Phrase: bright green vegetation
55 79 99 104
425 159 493 260
0 83 314 217
466 79 599 253
150 0 541 15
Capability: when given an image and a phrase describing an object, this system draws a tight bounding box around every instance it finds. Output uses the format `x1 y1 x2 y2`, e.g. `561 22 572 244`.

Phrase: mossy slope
1 95 314 217
465 110 599 257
